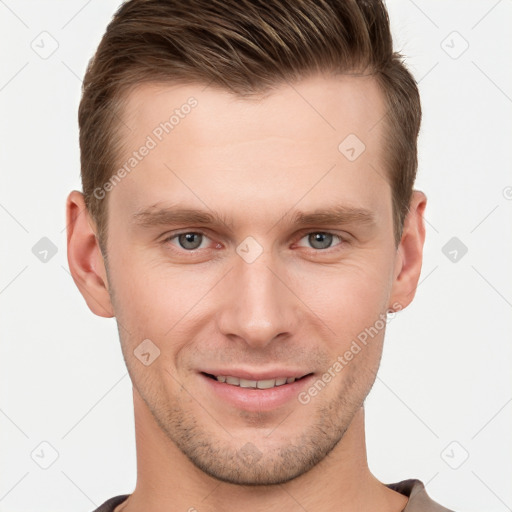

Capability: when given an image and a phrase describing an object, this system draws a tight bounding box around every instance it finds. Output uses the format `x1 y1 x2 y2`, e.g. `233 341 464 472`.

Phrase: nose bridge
216 246 296 348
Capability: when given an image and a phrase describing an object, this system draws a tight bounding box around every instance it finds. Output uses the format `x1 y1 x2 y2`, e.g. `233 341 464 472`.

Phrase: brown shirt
92 478 455 511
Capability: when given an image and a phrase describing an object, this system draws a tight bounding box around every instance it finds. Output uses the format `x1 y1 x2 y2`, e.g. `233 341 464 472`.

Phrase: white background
0 1 511 511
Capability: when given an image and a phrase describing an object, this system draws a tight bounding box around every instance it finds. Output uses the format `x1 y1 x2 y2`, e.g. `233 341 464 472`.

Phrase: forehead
110 73 389 227
121 73 385 148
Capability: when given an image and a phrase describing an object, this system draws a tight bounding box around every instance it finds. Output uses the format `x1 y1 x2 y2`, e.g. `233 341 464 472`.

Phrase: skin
66 73 426 512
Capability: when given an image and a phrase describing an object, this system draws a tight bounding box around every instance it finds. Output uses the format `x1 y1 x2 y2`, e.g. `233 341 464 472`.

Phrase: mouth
201 372 313 390
198 365 316 412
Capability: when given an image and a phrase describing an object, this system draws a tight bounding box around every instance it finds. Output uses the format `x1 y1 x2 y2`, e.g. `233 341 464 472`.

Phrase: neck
118 388 408 512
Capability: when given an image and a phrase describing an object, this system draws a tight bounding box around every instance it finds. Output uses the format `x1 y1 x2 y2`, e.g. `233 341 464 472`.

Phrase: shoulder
91 494 130 512
386 479 456 512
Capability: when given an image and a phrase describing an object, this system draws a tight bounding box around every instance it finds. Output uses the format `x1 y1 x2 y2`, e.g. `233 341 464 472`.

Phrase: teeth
215 375 297 389
239 378 257 388
257 379 279 389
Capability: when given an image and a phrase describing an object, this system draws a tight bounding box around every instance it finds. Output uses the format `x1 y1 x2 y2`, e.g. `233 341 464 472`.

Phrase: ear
389 190 427 311
66 190 114 318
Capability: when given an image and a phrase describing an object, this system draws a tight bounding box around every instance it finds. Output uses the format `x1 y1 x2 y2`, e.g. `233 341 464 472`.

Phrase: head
67 0 426 486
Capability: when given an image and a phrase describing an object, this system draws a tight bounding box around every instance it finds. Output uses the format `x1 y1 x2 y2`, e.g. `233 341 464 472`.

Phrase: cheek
107 248 216 340
291 255 394 339
307 266 390 392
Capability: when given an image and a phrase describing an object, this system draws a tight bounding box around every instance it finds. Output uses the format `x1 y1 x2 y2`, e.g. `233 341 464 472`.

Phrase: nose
215 248 299 349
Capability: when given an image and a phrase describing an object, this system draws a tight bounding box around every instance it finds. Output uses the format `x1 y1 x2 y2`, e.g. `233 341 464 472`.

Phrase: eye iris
178 233 202 250
309 232 332 250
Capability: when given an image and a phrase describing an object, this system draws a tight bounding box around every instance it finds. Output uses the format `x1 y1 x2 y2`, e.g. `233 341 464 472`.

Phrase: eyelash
161 230 347 254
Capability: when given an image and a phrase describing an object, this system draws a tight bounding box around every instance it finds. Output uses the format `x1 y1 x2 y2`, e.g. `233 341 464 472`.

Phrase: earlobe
389 190 427 311
66 190 114 318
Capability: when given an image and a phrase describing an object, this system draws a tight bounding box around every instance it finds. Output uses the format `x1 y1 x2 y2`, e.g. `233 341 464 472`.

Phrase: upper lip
200 369 312 380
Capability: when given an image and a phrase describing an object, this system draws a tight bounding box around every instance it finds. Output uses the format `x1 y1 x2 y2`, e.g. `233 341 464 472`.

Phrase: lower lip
200 373 314 412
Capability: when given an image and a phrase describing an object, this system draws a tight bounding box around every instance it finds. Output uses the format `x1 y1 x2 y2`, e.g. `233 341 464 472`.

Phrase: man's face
100 74 404 485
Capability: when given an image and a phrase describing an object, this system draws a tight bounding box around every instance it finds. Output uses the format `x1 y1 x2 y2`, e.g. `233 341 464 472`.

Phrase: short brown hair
78 0 421 251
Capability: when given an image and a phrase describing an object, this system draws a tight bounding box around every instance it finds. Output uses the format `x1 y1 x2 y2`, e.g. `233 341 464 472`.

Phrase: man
66 0 453 510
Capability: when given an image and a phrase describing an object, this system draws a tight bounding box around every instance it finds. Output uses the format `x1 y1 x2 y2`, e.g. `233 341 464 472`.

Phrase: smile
203 373 307 389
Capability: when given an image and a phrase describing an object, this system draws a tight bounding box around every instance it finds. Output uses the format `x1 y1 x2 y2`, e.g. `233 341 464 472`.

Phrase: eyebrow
131 204 376 230
132 206 233 229
290 206 375 228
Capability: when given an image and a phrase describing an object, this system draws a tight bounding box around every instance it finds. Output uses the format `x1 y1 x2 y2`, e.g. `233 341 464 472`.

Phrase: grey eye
308 232 334 250
177 233 203 250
